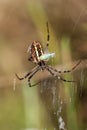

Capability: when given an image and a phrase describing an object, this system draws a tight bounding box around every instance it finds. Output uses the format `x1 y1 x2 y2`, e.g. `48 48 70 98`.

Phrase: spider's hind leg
44 22 50 53
46 22 50 47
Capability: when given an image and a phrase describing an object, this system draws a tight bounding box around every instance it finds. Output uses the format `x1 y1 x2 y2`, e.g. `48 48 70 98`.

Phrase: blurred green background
0 0 87 130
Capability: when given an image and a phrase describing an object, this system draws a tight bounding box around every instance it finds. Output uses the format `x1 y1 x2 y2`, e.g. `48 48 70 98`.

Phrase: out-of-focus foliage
0 0 87 130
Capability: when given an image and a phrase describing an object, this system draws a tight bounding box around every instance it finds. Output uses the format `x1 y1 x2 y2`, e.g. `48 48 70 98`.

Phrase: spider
15 22 81 87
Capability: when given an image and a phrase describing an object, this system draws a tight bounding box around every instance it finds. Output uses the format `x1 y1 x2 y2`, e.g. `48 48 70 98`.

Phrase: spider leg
15 72 31 80
46 66 76 82
28 80 42 87
15 65 39 80
27 66 41 87
30 66 55 87
47 60 81 74
44 22 50 53
29 66 55 87
46 22 50 47
57 76 76 82
45 66 55 76
28 65 55 87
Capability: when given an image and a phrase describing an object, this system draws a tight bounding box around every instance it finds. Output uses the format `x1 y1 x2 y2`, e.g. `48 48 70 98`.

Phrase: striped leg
27 66 41 87
46 66 76 83
46 22 50 47
15 65 39 81
47 60 81 74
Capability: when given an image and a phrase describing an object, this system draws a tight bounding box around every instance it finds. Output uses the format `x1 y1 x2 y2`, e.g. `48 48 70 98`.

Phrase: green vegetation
0 0 87 130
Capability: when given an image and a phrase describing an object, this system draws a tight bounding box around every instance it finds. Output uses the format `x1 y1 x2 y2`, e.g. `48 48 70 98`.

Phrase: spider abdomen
29 41 44 63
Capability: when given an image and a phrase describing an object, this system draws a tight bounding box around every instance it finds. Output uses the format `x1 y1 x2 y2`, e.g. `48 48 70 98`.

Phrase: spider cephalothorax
16 22 81 87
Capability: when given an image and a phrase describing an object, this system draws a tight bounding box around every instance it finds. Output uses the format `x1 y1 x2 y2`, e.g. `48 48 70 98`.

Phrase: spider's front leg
16 65 40 87
46 66 76 83
27 66 41 87
28 77 32 87
15 72 31 80
47 60 81 74
15 65 40 81
28 75 42 87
